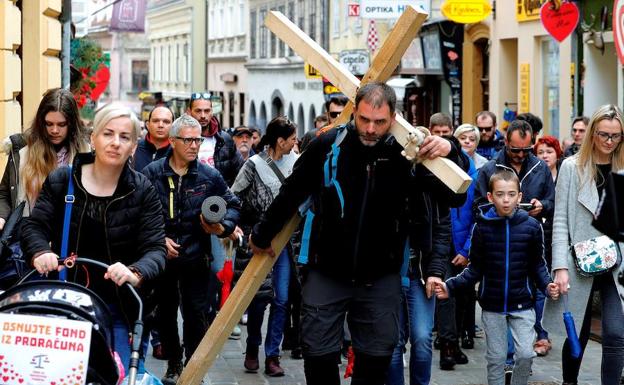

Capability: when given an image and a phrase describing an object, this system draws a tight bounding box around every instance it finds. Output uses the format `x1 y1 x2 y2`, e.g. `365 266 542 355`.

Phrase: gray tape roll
201 196 227 223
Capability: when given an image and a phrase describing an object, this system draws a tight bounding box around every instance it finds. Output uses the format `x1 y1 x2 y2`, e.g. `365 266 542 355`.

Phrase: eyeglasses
191 92 211 101
328 111 342 119
508 146 533 154
478 126 493 133
594 131 623 143
175 136 205 146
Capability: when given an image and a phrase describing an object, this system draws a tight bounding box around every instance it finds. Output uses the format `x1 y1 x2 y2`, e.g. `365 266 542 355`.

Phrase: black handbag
0 201 28 288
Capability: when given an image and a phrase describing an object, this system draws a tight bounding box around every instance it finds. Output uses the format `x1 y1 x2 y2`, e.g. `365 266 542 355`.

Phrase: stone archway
462 23 490 123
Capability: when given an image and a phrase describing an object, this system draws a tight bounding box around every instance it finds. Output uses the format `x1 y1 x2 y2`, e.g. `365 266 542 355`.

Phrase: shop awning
387 77 416 101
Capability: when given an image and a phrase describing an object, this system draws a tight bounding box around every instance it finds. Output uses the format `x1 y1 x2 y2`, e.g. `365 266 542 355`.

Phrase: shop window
542 37 559 137
132 60 148 92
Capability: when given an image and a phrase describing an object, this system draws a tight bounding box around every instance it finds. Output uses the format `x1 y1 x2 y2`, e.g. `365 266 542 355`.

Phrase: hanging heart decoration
540 1 580 42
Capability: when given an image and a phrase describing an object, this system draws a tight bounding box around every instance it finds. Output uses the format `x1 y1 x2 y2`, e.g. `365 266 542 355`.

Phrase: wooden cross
177 7 471 385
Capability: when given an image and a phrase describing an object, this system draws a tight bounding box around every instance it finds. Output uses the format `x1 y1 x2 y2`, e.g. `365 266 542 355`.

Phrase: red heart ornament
541 1 579 42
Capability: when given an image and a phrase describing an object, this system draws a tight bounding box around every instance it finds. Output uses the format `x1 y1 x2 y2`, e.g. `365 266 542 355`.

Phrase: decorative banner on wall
441 0 492 24
110 0 147 32
614 0 624 65
0 313 92 385
540 1 579 42
519 63 531 113
517 0 547 22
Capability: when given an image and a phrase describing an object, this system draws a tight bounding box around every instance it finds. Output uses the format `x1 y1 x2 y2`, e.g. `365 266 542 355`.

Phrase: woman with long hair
0 88 89 226
231 116 298 377
544 104 624 385
21 104 167 373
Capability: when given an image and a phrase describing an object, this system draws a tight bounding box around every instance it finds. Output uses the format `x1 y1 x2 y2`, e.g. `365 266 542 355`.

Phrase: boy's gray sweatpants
482 309 536 385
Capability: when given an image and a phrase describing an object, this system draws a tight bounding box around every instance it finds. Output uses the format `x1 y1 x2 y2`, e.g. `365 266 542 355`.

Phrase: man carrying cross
250 82 468 385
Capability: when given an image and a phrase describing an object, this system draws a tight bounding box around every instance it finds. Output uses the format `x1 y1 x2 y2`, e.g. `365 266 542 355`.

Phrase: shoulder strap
60 166 75 280
258 151 286 183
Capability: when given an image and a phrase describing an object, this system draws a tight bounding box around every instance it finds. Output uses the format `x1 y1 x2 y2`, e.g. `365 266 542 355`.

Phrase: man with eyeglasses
300 95 349 152
142 114 241 385
475 111 505 160
187 92 243 186
133 105 174 172
563 116 589 158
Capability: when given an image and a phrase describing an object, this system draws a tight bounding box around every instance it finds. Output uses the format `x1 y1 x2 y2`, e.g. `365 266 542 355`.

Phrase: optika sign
361 0 430 19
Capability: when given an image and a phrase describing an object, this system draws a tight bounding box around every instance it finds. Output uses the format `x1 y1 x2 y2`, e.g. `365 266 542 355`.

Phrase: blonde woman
544 104 624 385
21 104 166 374
0 88 89 225
454 123 488 169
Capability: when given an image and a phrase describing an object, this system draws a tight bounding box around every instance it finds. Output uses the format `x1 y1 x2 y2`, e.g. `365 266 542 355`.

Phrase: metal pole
61 0 72 89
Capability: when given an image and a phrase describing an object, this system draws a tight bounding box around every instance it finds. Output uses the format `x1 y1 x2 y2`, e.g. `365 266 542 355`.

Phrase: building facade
246 0 326 136
1 0 62 164
147 0 206 115
207 0 249 129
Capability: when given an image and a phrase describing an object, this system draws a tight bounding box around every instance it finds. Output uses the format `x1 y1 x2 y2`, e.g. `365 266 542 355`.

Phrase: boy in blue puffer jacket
435 169 560 385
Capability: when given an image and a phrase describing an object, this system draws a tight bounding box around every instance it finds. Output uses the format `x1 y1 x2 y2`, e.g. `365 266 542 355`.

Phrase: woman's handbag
571 235 621 276
0 201 27 288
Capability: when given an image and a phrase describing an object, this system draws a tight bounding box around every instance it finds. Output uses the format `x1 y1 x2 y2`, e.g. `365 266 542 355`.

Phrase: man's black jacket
252 123 468 284
142 151 241 265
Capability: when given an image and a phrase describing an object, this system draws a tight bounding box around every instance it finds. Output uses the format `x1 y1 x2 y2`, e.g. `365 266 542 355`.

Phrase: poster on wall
0 314 92 385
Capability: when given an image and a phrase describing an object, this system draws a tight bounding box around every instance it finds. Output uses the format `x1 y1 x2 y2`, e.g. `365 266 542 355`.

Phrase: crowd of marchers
0 83 622 385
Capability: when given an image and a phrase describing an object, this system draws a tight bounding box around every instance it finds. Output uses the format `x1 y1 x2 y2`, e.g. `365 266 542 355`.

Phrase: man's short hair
516 113 543 135
506 119 533 142
355 82 396 115
325 95 349 111
189 92 212 110
170 114 201 137
314 114 329 125
572 116 589 127
147 104 175 122
429 112 453 130
475 111 497 126
488 169 520 192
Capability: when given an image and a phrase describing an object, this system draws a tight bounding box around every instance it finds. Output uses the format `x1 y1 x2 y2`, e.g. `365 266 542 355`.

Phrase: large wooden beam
266 9 472 194
178 214 301 385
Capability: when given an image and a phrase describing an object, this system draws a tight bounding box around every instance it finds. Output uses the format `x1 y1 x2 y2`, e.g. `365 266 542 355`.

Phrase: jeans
245 248 290 357
482 310 536 385
111 305 146 374
387 278 436 385
562 273 624 385
533 290 548 340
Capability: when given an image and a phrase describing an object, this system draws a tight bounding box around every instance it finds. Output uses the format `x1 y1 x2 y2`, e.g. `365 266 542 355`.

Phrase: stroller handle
19 257 144 385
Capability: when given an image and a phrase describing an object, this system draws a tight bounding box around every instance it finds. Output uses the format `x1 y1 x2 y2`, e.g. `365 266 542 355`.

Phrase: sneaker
240 314 248 325
244 346 260 372
265 356 285 377
152 344 167 360
474 325 485 338
161 360 183 385
229 325 241 340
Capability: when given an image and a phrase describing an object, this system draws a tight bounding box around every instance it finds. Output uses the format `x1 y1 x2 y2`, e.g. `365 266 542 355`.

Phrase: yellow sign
516 0 547 22
441 0 492 24
519 63 530 113
305 63 322 79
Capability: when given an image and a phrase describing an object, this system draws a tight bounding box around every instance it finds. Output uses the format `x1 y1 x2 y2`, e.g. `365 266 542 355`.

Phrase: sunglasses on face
478 126 493 133
508 146 533 154
328 111 342 119
594 131 623 143
191 92 211 101
175 136 205 146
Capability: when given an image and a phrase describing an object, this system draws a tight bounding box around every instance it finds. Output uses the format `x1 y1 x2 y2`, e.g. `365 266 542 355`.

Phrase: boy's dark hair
506 119 533 142
488 169 520 192
429 112 453 130
325 95 349 111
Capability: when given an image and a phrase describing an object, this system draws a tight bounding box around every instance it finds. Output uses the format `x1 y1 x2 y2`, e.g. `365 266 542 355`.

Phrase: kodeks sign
614 0 624 65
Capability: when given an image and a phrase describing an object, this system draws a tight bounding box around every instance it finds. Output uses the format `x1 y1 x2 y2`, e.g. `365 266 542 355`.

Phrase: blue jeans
533 290 548 340
387 278 436 385
245 248 291 357
111 305 146 375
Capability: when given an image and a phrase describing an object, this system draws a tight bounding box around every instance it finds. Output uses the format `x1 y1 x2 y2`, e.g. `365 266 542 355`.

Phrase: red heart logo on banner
541 1 580 42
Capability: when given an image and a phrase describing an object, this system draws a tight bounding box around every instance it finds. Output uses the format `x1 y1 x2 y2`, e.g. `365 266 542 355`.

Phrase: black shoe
454 346 468 365
291 347 303 360
162 360 183 385
244 345 260 372
461 334 474 349
439 339 456 370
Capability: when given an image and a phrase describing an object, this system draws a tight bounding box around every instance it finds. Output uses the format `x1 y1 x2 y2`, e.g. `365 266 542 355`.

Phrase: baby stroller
0 257 145 385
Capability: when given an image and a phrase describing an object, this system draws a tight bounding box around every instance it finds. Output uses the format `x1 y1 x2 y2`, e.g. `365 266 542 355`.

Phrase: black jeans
562 273 624 385
437 260 458 342
155 258 215 363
